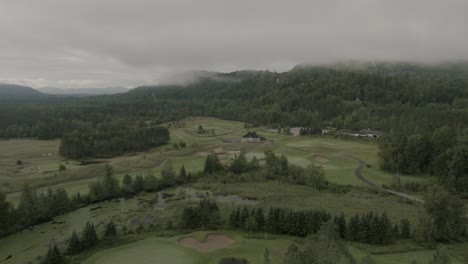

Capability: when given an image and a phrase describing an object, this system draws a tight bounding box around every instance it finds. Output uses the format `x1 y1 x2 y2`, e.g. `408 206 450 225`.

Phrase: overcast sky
1 0 467 88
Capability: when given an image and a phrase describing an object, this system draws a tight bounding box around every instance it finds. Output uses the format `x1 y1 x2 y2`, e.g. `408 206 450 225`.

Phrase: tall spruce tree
121 174 134 196
102 165 120 199
81 222 98 249
104 221 117 238
42 245 64 264
67 231 82 255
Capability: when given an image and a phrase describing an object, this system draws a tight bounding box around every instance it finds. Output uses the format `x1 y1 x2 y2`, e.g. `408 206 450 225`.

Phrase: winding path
346 156 424 203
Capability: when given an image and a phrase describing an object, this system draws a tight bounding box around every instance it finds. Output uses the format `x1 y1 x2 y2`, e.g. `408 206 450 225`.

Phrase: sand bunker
178 234 234 252
196 151 210 157
311 154 329 163
213 147 224 153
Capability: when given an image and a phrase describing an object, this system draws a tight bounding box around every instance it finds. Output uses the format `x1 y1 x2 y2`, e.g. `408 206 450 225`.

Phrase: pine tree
42 245 64 264
179 165 187 183
132 175 144 194
245 215 257 232
204 153 223 174
104 221 117 238
248 156 260 171
121 174 134 196
102 165 120 199
400 218 411 239
393 223 400 239
67 231 82 255
0 192 13 237
240 207 250 229
335 213 347 239
17 184 41 226
81 222 98 249
255 208 265 231
143 174 158 191
229 208 240 229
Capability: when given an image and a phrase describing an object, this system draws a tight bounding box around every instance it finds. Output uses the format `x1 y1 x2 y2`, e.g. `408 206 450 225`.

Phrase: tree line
379 126 468 192
41 220 117 264
59 121 169 158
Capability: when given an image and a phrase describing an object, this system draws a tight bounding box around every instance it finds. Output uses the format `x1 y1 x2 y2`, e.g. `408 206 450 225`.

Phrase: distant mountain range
0 83 45 98
37 86 130 95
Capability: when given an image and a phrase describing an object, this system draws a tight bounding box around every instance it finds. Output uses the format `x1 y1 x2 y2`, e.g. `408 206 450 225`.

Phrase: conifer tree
255 208 265 231
104 221 117 238
121 174 134 196
67 231 82 255
81 222 98 249
400 218 411 239
42 245 64 264
132 175 144 194
179 165 187 183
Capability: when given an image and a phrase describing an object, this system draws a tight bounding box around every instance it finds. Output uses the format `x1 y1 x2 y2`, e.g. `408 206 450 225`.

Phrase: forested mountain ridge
1 62 467 138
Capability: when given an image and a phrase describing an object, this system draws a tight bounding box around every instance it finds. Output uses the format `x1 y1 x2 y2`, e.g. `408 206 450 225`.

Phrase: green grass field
82 231 293 264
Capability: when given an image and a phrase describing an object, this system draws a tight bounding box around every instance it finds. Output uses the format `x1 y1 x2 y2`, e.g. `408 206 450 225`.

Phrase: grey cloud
0 0 467 88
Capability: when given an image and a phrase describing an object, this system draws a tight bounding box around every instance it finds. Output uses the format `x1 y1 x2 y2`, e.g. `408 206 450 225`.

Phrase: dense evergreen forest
1 62 467 188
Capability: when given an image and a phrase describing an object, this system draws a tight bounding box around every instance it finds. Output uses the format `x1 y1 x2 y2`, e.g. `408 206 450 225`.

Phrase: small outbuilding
358 129 384 138
241 131 265 142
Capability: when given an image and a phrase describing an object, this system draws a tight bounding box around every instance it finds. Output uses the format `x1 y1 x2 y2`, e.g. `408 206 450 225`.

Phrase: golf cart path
346 156 424 203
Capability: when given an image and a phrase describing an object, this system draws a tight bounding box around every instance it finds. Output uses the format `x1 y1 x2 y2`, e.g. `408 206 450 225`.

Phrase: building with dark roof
241 131 265 142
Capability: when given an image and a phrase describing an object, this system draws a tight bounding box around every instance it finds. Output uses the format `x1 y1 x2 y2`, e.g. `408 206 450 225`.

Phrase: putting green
83 238 193 264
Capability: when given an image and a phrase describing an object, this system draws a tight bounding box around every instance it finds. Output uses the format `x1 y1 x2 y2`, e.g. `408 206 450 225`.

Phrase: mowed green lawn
83 231 293 264
348 246 465 264
83 230 467 264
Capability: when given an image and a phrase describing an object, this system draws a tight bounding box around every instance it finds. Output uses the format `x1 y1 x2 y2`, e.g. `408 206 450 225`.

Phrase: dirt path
346 156 424 203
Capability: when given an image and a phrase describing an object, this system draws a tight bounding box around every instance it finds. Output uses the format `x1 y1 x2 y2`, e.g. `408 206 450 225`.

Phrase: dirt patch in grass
311 154 329 163
213 147 225 154
196 151 210 157
178 234 234 252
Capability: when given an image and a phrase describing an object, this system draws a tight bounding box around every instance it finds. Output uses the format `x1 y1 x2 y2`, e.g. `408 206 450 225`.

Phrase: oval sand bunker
312 154 329 163
178 234 234 252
